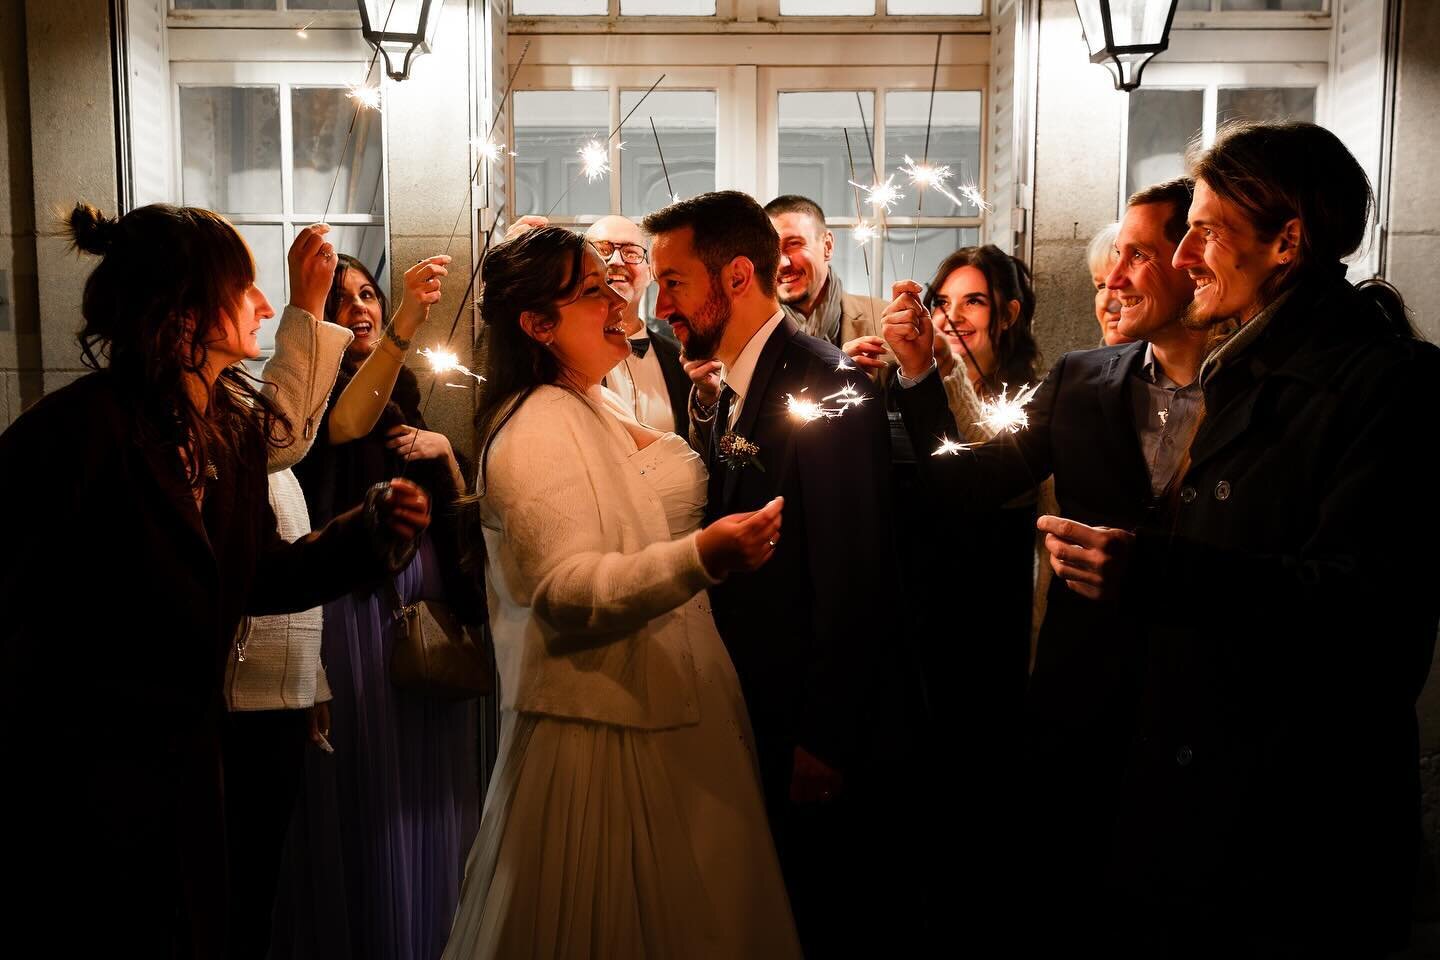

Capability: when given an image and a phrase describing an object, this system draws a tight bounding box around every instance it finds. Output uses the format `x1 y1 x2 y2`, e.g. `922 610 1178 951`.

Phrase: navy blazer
702 315 896 773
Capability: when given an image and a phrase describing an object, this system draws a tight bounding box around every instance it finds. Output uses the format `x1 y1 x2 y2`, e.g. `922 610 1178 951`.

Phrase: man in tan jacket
764 195 890 378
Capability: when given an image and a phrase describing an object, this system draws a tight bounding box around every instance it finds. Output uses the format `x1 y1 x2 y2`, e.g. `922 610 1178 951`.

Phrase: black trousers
222 708 311 960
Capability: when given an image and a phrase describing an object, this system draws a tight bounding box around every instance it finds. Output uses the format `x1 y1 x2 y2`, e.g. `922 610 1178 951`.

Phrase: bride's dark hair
471 225 588 494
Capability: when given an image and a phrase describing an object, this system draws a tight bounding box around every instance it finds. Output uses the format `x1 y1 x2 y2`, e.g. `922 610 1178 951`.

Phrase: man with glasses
586 216 692 435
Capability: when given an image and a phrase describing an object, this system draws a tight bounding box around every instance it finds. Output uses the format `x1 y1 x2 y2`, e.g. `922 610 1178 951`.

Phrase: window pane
1125 88 1203 201
778 91 876 219
292 87 385 217
828 227 884 305
173 0 274 9
780 0 875 15
891 227 981 290
513 90 611 217
888 0 981 13
290 0 355 8
1177 0 1213 9
1220 0 1323 9
180 86 282 214
884 90 984 217
1217 86 1316 125
621 0 715 12
235 224 286 349
512 0 606 14
620 90 716 217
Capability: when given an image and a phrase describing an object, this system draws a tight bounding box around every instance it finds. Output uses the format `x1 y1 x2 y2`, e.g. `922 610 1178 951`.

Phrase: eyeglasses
589 240 649 265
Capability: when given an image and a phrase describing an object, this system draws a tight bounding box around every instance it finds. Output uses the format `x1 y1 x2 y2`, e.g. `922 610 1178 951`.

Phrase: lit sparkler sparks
853 220 878 246
471 136 513 164
786 385 868 423
933 436 975 456
580 139 622 183
977 382 1041 435
958 180 992 212
419 346 485 385
848 175 903 214
346 81 382 112
296 18 315 38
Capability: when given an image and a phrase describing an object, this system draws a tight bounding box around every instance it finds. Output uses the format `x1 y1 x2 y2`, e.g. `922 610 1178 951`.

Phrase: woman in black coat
1040 121 1440 954
0 203 430 957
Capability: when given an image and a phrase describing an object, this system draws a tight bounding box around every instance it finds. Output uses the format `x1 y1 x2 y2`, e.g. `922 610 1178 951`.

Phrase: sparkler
933 436 974 456
785 385 868 423
853 220 878 246
544 74 665 217
579 139 618 183
907 34 944 276
649 116 678 204
976 382 1042 435
419 346 485 385
320 0 397 221
296 18 315 39
849 175 903 215
842 127 882 343
345 81 382 112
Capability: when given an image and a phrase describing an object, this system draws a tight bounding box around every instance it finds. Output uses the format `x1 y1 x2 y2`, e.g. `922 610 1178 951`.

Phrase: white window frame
1118 59 1328 216
507 0 987 34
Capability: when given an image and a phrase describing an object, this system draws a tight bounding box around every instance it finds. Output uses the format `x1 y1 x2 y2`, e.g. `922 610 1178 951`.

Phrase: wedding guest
586 215 692 434
887 178 1204 952
275 252 485 960
222 223 355 960
442 225 798 958
0 202 429 957
1088 221 1131 345
1038 120 1440 954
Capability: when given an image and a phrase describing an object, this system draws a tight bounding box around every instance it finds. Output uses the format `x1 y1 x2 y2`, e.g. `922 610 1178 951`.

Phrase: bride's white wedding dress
442 419 800 959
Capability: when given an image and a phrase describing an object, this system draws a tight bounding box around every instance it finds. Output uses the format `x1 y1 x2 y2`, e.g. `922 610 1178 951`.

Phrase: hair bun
67 202 119 255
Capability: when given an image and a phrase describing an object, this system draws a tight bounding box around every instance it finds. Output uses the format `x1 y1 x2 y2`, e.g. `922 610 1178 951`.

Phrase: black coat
645 316 692 440
0 371 392 957
1117 275 1440 953
701 316 898 777
895 343 1157 944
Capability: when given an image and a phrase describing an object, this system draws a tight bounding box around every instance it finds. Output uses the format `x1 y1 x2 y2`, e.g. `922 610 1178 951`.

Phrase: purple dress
270 535 479 960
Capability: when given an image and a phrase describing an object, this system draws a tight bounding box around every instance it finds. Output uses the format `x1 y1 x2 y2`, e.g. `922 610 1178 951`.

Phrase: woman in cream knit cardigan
443 226 799 958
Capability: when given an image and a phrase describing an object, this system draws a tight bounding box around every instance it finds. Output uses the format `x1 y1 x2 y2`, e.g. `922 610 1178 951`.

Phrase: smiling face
1093 270 1129 345
539 246 630 386
771 210 833 317
930 265 1008 380
651 226 733 360
1173 178 1290 326
1105 201 1196 341
333 266 386 358
585 215 652 331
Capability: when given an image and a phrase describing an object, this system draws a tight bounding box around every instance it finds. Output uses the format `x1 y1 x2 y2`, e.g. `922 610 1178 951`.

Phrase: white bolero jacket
481 384 719 730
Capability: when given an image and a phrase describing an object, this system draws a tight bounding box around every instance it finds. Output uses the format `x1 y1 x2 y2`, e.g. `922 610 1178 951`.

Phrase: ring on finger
767 538 776 548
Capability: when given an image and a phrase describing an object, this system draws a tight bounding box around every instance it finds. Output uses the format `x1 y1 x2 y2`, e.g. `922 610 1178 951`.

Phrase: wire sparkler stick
649 116 678 204
842 127 881 340
854 92 902 291
907 34 944 280
544 74 666 218
321 0 397 222
442 39 531 258
398 200 507 476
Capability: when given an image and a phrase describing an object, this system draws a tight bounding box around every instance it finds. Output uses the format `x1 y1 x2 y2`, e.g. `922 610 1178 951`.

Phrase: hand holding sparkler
880 279 937 381
841 335 890 374
389 254 452 343
696 496 784 578
286 224 336 321
683 357 722 409
1036 515 1134 602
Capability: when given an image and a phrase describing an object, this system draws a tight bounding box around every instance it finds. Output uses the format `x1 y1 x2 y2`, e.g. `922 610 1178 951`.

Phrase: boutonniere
718 431 765 472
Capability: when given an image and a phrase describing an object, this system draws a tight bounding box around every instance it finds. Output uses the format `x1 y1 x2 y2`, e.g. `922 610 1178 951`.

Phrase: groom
644 192 908 954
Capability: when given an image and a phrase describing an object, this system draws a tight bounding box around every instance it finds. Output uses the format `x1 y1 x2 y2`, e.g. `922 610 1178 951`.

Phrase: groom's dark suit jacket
894 338 1157 940
702 315 897 779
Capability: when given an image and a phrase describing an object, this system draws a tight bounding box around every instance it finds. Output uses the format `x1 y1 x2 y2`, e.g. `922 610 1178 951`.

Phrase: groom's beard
674 285 732 361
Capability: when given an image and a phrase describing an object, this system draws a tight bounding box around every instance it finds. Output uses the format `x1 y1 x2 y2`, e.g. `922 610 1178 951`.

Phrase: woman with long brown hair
0 202 429 956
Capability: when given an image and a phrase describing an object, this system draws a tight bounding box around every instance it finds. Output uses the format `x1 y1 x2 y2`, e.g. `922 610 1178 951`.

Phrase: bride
442 226 800 958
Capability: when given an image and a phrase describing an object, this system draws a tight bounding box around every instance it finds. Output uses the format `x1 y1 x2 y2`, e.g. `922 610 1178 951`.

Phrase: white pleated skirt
442 602 801 959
